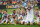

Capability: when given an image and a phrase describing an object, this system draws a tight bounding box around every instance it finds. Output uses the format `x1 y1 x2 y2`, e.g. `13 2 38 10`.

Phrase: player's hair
13 10 15 11
4 10 7 12
19 8 21 10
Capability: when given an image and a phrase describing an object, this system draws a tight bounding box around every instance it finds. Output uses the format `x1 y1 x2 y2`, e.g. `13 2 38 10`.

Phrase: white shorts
25 18 33 23
21 20 25 22
4 18 8 22
20 19 25 24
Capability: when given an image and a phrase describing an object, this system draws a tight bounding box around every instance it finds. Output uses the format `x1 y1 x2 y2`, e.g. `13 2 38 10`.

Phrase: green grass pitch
0 24 40 27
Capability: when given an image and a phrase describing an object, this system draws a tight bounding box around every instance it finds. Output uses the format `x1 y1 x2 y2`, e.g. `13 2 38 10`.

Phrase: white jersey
27 6 34 18
25 6 34 23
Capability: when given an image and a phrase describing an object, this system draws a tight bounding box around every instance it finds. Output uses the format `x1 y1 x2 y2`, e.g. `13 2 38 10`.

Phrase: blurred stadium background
0 0 39 9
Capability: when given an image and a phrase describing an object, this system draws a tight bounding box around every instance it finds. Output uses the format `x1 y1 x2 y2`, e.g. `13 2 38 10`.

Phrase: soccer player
22 9 25 19
18 8 22 20
38 9 40 25
3 10 8 23
7 15 11 24
34 9 39 24
12 10 18 25
0 10 3 24
35 9 40 25
38 15 40 25
19 9 27 24
24 2 34 25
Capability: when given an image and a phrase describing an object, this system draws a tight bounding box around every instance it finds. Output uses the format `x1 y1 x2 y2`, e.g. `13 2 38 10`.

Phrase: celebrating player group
0 2 40 25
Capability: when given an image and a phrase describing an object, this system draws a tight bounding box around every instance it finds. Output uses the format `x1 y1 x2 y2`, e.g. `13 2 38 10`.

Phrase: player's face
13 11 16 13
0 10 1 13
19 9 21 12
4 11 7 14
22 11 25 13
26 11 27 14
28 2 31 7
35 10 37 13
17 8 19 11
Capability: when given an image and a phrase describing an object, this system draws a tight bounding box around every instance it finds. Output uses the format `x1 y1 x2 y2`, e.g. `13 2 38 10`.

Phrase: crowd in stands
0 0 38 5
0 0 40 9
